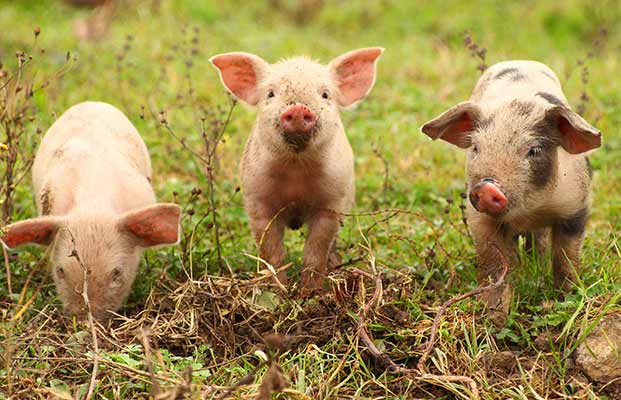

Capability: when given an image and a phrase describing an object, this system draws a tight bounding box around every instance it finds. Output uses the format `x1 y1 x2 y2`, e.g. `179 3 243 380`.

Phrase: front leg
551 208 588 291
468 208 516 326
300 211 340 295
249 214 287 286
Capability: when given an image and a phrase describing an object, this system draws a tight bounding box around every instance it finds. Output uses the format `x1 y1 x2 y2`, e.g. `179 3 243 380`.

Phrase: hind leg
551 210 587 291
524 228 549 260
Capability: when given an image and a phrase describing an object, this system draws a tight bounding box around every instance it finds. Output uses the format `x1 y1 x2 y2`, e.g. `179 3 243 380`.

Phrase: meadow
1 1 620 398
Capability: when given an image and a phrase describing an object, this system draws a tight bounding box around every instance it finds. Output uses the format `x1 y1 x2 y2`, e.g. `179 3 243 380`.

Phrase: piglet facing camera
210 48 383 294
421 60 602 324
0 102 182 321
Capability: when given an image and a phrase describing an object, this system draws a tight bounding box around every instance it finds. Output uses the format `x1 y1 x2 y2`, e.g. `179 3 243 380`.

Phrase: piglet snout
470 179 508 216
280 104 317 135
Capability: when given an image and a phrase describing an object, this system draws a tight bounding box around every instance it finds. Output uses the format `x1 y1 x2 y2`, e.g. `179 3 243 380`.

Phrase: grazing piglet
421 60 602 321
0 102 181 321
210 48 383 293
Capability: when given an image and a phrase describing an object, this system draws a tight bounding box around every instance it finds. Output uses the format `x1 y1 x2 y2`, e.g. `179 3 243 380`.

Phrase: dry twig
353 244 510 400
67 230 99 400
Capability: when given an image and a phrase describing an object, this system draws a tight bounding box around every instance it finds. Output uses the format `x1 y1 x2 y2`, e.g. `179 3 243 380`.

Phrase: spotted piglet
210 48 383 294
1 102 181 321
421 60 602 323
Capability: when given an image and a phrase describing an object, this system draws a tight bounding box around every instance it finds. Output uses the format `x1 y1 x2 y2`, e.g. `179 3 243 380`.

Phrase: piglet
421 60 602 323
0 101 181 321
210 48 383 294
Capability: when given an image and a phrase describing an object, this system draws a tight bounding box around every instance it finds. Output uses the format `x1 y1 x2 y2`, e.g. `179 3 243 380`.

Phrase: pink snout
279 104 317 134
469 179 508 216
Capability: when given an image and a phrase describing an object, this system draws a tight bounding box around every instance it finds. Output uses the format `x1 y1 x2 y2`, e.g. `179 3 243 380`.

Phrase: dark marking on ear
557 208 588 236
585 157 593 179
536 92 564 107
494 67 526 81
528 142 558 188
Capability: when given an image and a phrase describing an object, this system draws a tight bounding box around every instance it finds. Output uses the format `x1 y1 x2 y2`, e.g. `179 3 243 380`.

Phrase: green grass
1 0 620 399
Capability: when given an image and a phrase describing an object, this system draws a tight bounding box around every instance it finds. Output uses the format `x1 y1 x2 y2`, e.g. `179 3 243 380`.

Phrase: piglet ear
329 47 384 107
209 52 269 106
546 106 602 154
118 204 182 247
0 216 62 249
420 101 482 149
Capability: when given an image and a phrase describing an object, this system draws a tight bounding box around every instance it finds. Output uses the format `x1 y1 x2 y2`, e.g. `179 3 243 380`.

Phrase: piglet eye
322 91 329 99
472 144 479 154
528 146 543 157
267 90 275 99
112 268 122 281
56 266 65 279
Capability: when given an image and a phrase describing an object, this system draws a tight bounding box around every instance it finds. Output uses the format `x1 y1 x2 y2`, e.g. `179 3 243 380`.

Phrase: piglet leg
301 211 340 295
551 213 586 291
469 211 516 326
250 216 287 286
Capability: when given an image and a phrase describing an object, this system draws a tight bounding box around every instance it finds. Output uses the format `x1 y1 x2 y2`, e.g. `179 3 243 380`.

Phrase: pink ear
329 47 384 107
118 203 181 247
548 107 602 154
209 52 269 106
1 217 61 249
420 102 482 149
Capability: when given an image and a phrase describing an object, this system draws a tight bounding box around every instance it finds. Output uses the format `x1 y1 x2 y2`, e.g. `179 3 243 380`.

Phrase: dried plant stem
417 244 510 371
140 329 161 397
68 231 99 400
372 144 390 196
2 242 12 296
353 244 509 400
203 99 236 270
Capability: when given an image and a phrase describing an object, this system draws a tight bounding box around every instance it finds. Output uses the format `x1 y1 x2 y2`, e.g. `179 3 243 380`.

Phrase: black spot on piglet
536 92 565 107
558 208 589 236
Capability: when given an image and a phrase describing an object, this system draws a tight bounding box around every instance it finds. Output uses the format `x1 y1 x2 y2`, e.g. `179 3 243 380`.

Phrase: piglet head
1 203 181 321
421 100 601 221
210 48 383 153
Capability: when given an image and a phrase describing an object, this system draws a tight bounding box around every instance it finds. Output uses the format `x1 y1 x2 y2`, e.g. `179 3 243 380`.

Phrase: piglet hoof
480 283 513 327
327 250 342 272
553 271 577 295
299 270 325 298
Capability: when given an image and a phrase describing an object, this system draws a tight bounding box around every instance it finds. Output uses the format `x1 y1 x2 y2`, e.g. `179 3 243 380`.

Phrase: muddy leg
250 216 287 286
301 211 340 295
327 239 341 271
468 208 516 326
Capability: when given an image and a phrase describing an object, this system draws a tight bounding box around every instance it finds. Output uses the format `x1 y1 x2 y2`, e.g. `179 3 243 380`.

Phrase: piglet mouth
281 129 317 152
